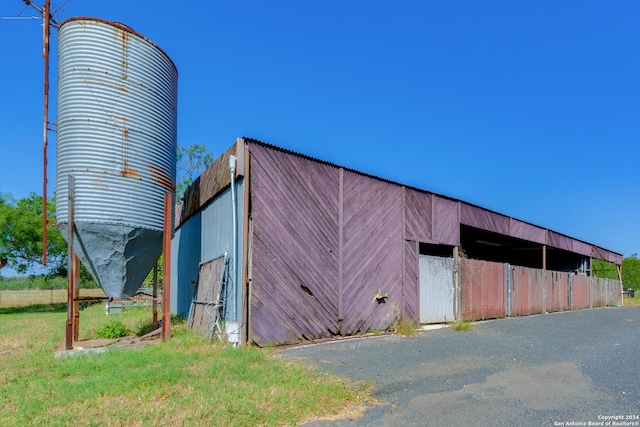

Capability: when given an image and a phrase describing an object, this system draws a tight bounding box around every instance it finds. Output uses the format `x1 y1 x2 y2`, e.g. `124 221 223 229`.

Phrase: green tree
176 143 214 198
621 254 640 291
591 258 619 280
592 254 640 291
0 193 66 275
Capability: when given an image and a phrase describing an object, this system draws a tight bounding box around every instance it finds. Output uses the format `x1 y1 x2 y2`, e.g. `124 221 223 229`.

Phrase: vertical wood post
453 246 461 320
73 254 80 341
618 264 623 306
162 192 172 340
42 0 51 266
542 244 547 312
241 143 251 344
338 168 344 329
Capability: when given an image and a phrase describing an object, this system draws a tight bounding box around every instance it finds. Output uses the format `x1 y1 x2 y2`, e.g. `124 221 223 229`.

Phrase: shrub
96 319 130 339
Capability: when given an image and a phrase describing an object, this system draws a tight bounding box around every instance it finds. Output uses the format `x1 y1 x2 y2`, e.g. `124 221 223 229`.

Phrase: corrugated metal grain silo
56 17 178 298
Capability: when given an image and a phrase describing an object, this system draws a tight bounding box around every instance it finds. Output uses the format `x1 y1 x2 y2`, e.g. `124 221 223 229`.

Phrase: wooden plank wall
403 240 419 321
341 170 404 335
249 144 340 345
249 145 410 345
178 141 245 226
243 141 623 346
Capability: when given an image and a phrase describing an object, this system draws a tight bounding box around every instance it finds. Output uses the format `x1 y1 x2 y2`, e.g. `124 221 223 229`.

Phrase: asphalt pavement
278 306 640 427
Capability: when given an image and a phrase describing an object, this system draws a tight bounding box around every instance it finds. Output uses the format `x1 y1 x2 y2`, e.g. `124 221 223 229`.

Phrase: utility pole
22 0 59 265
41 0 51 265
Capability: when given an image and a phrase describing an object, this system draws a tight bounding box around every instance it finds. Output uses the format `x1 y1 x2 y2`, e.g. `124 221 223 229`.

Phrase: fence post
569 273 574 310
453 246 460 321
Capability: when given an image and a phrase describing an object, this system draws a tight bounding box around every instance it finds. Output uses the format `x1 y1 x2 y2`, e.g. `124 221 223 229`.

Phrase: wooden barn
171 138 623 346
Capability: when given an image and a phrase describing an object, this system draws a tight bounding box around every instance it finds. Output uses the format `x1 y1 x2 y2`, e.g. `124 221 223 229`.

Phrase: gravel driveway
279 306 640 427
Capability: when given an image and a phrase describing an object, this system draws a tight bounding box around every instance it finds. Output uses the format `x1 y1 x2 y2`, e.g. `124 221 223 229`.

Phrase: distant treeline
0 275 99 291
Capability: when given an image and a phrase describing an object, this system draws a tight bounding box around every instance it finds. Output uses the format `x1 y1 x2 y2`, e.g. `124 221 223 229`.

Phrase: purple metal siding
509 218 547 245
404 188 433 242
572 240 592 258
511 266 544 316
548 231 573 252
433 196 460 246
341 170 404 335
593 248 623 265
403 240 420 321
461 203 509 235
461 258 506 321
249 145 340 345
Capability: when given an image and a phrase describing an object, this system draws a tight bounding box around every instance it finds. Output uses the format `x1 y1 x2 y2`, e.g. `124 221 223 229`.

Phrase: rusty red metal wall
572 275 590 310
591 277 622 307
511 266 544 316
591 277 608 307
544 270 570 312
461 258 506 321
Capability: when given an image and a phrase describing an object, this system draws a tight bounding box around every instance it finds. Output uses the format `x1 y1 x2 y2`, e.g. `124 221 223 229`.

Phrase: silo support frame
66 176 78 350
65 184 173 348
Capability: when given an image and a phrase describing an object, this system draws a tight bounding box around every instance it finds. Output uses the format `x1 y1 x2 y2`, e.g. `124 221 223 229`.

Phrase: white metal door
419 255 454 323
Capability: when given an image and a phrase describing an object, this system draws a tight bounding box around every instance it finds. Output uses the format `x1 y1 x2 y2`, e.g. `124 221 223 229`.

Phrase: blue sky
1 1 638 261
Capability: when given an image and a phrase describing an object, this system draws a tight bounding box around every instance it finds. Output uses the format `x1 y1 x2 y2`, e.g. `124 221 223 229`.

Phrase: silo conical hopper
56 18 178 298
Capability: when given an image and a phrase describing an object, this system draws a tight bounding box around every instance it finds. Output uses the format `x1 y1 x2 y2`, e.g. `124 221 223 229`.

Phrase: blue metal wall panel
171 211 201 315
200 179 244 323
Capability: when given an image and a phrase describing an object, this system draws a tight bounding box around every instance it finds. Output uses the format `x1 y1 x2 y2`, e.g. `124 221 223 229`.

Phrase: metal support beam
453 246 461 321
65 175 75 350
618 264 624 306
153 264 158 329
73 253 80 341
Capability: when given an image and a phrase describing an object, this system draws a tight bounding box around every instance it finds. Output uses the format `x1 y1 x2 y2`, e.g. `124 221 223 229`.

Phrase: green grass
0 301 370 426
394 318 420 336
0 288 106 308
450 320 474 332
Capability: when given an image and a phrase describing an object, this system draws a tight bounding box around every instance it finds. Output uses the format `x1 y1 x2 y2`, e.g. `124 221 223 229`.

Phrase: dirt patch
55 328 164 352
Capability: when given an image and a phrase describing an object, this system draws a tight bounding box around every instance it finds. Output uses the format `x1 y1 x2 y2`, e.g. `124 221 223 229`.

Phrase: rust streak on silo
120 29 130 80
122 127 129 176
148 163 176 192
